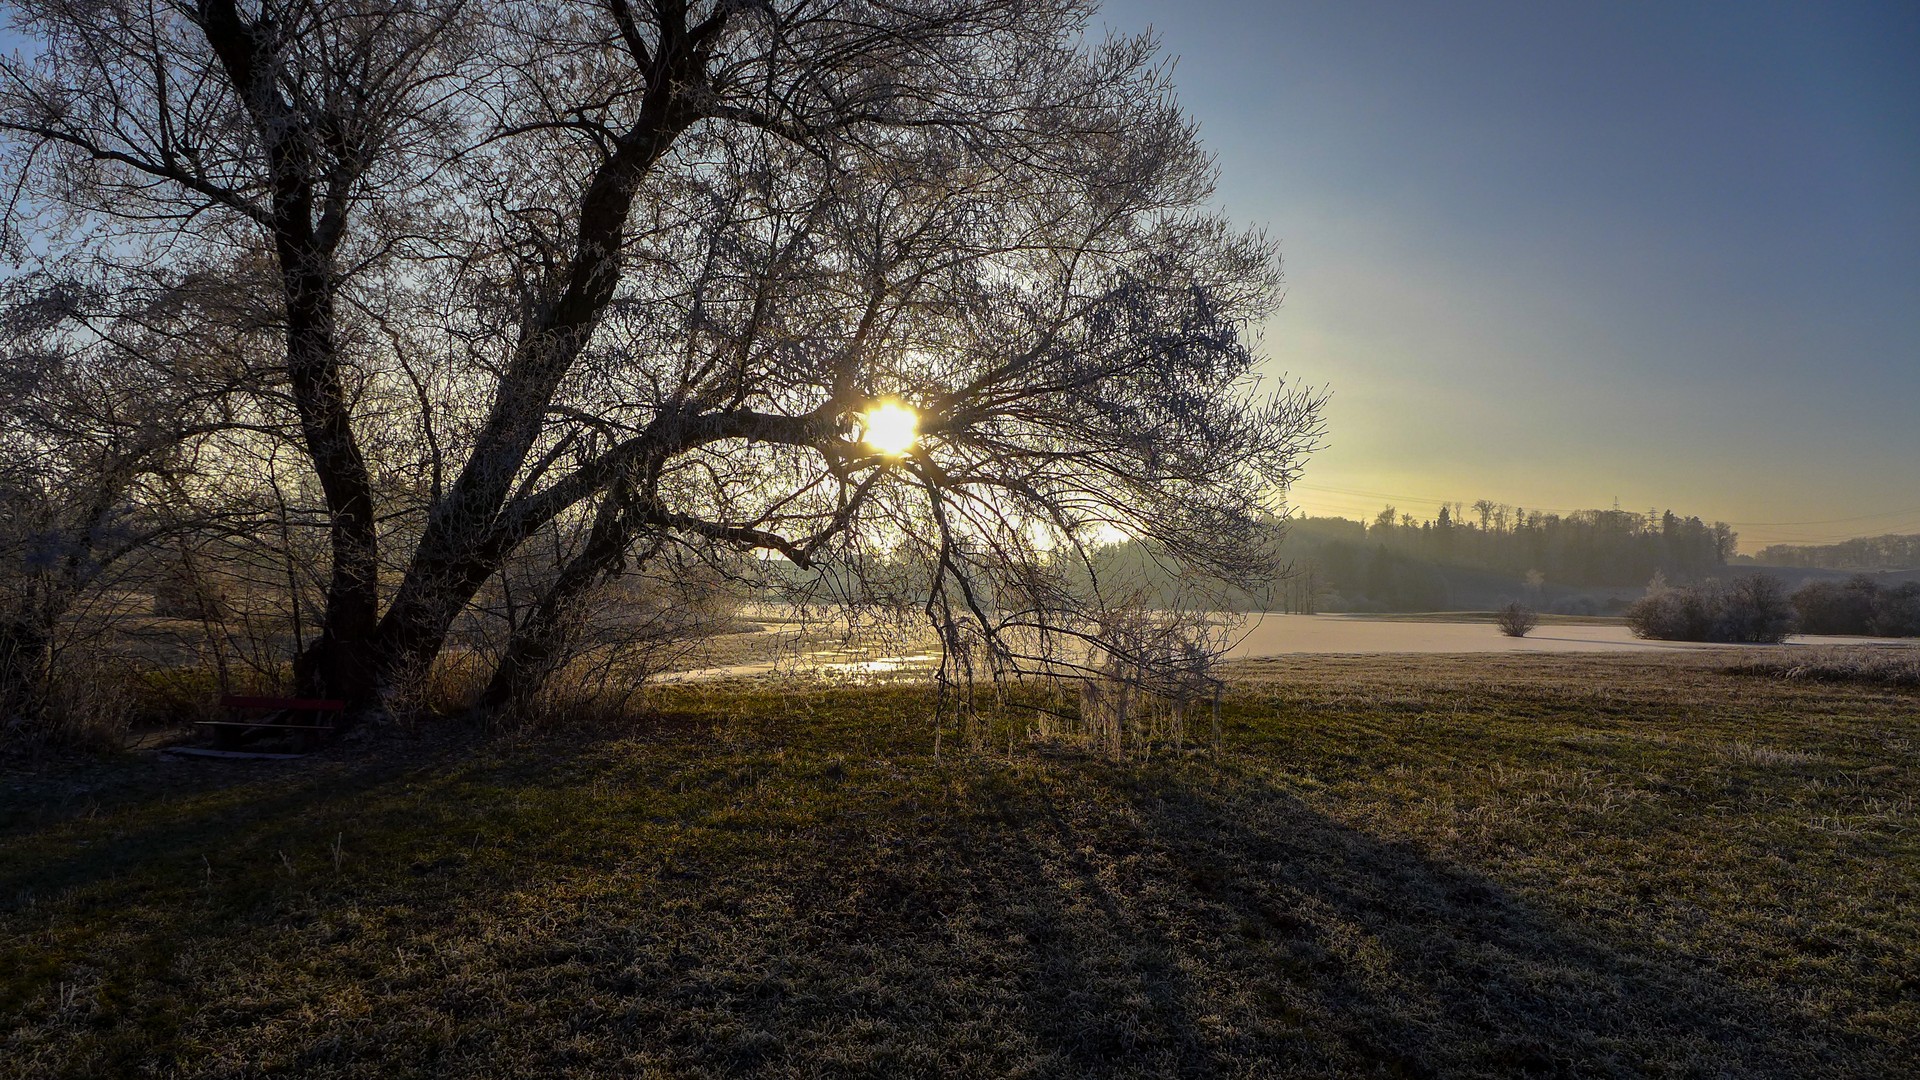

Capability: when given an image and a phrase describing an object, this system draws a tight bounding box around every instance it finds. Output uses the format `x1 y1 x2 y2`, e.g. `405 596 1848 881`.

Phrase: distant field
3 653 1916 1077
1224 613 1920 658
1327 610 1628 625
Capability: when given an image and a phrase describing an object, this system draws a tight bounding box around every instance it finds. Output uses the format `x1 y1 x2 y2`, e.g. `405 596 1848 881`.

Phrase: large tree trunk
282 246 381 708
373 31 706 696
375 163 672 684
198 1 382 710
478 488 648 713
372 532 523 697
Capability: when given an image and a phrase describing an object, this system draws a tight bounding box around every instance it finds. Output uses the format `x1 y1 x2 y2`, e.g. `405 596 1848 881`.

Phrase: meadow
2 651 1916 1078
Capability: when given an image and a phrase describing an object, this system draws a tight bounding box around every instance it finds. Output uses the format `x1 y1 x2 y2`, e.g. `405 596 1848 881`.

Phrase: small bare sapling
1495 602 1539 638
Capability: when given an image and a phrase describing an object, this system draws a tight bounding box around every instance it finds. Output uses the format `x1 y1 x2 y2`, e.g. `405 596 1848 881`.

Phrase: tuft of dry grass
1728 646 1920 688
2 653 1917 1077
7 651 152 752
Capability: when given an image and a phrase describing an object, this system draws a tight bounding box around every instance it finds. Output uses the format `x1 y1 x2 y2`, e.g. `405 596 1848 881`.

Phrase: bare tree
0 269 250 725
1493 601 1537 638
1472 498 1494 531
3 0 1325 716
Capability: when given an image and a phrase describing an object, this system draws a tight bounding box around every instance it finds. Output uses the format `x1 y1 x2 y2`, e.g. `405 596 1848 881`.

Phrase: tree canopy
1 0 1322 715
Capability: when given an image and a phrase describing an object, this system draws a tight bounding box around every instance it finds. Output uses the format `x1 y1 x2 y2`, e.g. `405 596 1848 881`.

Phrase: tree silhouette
2 1 1323 713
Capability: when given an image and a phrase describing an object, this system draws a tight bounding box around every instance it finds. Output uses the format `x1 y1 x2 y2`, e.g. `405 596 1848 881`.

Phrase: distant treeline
1080 502 1738 613
1283 503 1735 611
1754 534 1920 571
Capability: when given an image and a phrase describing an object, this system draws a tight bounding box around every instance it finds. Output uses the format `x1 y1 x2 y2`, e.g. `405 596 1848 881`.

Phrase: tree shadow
0 729 492 894
2 730 1909 1078
993 758 1898 1077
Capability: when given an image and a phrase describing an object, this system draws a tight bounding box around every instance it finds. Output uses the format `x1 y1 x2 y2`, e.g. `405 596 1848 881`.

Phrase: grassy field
3 653 1917 1077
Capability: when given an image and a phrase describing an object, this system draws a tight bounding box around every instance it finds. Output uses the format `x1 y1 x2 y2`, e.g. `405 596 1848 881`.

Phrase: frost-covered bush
1626 575 1795 644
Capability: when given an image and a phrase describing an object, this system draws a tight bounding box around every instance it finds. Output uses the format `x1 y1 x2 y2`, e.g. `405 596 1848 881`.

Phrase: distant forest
1276 504 1736 612
1088 502 1739 614
1752 534 1920 571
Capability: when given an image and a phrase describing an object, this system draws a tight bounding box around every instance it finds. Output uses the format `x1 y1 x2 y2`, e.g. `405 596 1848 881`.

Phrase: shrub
1625 575 1796 644
1494 602 1539 637
1793 575 1879 635
1869 582 1920 637
0 617 51 723
1722 575 1798 644
2 646 152 749
1791 576 1920 638
1624 584 1716 642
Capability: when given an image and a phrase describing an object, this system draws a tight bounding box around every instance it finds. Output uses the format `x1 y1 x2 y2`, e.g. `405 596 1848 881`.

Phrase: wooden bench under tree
197 695 345 751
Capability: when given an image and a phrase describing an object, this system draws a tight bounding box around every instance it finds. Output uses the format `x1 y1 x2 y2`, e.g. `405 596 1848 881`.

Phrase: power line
1286 482 1583 517
1725 505 1920 528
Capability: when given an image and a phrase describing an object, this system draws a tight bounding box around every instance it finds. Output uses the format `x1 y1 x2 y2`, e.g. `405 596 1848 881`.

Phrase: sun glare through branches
859 401 919 457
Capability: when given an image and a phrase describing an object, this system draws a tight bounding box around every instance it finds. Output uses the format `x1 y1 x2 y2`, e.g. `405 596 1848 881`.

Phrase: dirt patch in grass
3 657 1917 1077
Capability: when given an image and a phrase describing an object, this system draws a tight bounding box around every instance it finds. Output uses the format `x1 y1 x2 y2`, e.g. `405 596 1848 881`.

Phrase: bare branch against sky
1 0 1322 712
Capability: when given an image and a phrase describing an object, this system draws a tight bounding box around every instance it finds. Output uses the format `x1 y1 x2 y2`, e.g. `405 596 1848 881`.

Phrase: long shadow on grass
2 731 1908 1078
990 757 1896 1078
0 751 458 911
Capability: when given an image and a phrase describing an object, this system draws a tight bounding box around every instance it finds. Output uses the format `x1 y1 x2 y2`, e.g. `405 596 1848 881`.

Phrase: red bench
197 695 345 750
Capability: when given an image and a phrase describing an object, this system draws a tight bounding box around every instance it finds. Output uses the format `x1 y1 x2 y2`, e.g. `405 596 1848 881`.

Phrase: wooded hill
1276 505 1736 613
1071 504 1739 614
1753 534 1920 572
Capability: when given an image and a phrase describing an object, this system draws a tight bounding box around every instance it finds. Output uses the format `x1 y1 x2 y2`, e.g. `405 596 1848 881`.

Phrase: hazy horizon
1097 0 1920 552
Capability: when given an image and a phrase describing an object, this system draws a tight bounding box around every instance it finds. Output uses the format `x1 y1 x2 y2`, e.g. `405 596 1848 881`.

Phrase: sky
1097 0 1920 550
4 5 1913 552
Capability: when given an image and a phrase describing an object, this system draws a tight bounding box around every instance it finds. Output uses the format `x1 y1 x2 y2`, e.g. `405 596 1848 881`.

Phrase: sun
860 401 918 456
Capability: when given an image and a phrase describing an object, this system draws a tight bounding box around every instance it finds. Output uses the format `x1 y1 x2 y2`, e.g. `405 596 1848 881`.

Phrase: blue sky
1098 0 1920 548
